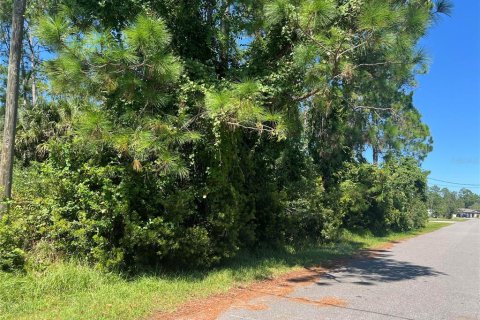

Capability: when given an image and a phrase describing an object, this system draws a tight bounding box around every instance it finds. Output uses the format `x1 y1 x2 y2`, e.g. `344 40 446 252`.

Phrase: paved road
219 219 480 320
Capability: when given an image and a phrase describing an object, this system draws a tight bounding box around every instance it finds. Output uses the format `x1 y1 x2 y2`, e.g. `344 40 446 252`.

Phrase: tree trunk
372 146 379 166
0 0 27 213
219 0 230 76
28 31 37 106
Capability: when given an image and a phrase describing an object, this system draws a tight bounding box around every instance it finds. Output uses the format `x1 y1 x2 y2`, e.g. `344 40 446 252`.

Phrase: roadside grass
430 217 468 222
0 221 451 320
343 221 452 248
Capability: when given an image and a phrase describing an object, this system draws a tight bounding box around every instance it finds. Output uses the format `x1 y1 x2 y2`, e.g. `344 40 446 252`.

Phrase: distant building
454 208 480 219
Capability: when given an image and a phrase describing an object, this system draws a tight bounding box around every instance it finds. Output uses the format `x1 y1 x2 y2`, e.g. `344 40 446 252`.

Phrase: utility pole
0 0 27 214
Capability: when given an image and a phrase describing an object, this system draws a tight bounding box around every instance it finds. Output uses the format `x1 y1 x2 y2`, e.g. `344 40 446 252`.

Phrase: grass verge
0 221 451 320
430 217 468 222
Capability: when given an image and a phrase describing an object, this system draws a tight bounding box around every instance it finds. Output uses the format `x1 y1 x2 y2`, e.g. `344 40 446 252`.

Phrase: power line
428 177 480 187
429 183 480 189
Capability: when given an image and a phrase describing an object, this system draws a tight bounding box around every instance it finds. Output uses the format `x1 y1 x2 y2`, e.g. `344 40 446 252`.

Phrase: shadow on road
315 253 447 286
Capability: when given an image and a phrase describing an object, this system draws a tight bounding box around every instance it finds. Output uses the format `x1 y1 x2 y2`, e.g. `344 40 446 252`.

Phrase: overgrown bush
0 221 25 272
338 158 429 234
284 178 342 243
8 158 221 270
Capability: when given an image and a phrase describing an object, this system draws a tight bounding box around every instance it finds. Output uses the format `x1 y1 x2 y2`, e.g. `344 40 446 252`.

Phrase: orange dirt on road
153 265 348 320
151 241 407 320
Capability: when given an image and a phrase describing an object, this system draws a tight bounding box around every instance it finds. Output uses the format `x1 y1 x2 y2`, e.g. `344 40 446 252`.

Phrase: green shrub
284 178 343 243
337 158 428 233
0 217 26 272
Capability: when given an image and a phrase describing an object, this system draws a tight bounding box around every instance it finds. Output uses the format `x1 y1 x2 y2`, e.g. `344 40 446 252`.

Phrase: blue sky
414 1 480 193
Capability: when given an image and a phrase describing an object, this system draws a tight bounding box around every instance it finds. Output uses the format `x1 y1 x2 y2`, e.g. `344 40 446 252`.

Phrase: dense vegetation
0 0 453 272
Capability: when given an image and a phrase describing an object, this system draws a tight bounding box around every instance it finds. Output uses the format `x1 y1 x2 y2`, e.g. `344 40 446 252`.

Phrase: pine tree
0 0 26 213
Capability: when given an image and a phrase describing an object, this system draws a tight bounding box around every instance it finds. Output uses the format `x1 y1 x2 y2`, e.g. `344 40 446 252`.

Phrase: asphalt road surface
219 219 480 320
